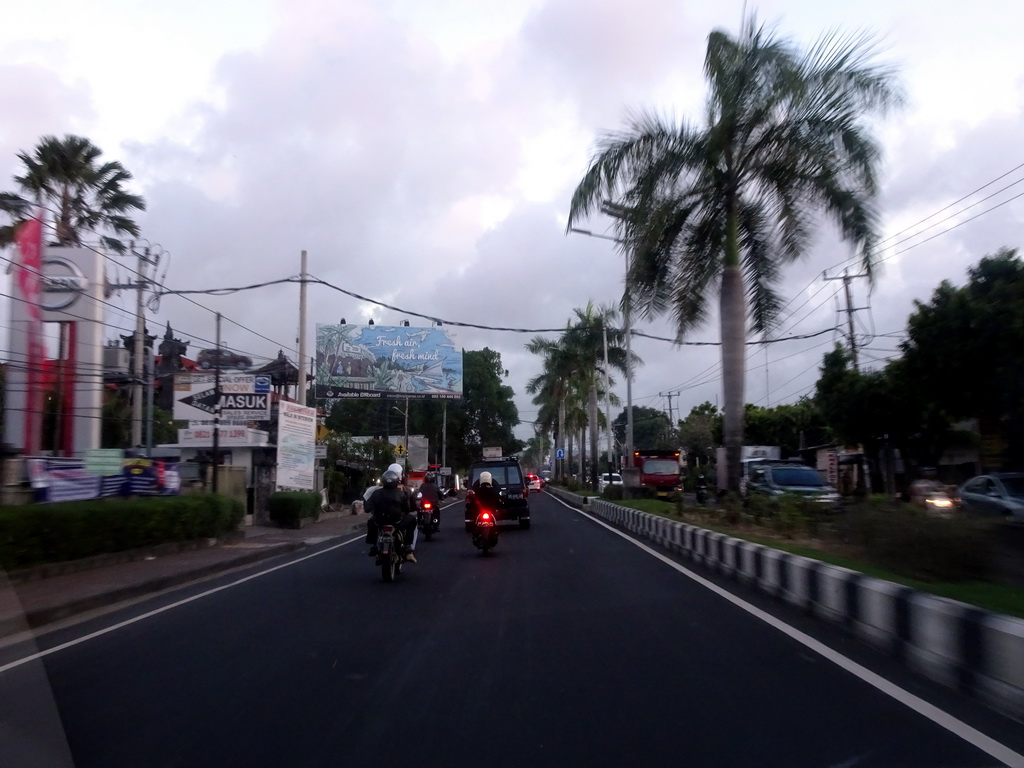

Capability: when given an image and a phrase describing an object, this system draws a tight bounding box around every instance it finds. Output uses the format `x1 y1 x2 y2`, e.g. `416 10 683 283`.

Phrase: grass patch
610 499 1024 618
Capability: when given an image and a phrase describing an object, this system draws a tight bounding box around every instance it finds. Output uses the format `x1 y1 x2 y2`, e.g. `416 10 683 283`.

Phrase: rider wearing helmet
471 470 503 514
365 465 418 562
417 470 443 528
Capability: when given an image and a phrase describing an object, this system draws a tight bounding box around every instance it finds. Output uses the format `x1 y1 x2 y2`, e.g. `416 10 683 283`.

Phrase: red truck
631 449 683 499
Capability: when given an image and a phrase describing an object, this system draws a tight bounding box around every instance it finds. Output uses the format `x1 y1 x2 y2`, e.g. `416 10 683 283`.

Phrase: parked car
598 472 622 493
539 470 552 486
196 348 253 370
745 461 841 507
957 473 1024 522
526 473 542 491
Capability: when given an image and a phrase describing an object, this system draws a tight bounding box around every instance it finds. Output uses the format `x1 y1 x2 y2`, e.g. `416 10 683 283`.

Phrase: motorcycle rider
417 471 443 529
365 465 418 563
471 470 503 515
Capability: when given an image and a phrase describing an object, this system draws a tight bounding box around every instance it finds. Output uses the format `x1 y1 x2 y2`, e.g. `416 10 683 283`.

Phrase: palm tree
0 134 145 252
568 16 902 492
526 331 575 480
561 302 633 489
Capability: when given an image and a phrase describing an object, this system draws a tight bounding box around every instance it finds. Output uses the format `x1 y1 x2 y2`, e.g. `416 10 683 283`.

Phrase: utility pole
212 312 222 494
145 348 154 456
824 269 868 372
441 401 447 469
660 389 679 442
297 250 308 405
404 396 410 474
131 247 150 449
603 326 614 478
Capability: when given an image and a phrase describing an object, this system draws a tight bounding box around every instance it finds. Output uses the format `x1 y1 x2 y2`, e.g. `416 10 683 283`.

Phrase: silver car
957 473 1024 521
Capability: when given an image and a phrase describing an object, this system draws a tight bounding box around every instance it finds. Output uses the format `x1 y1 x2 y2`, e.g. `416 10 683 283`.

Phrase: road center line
557 497 1024 768
0 536 363 676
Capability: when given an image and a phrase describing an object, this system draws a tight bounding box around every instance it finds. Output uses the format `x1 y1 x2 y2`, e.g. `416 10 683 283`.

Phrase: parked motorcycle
695 480 709 505
375 523 407 583
416 492 440 541
471 507 499 554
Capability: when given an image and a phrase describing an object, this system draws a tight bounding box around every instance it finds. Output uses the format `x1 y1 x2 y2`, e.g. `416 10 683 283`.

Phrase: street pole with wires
131 247 150 449
602 325 614 483
212 312 221 494
297 250 308 405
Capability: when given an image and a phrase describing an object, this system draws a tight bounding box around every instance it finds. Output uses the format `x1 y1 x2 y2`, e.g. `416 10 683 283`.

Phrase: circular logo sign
41 256 89 311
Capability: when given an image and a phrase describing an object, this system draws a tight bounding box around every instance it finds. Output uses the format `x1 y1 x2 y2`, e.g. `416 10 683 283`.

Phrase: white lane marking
0 536 362 676
553 496 1024 768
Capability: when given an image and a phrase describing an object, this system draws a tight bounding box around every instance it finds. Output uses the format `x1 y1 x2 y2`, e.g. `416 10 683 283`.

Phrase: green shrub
566 478 581 493
836 504 992 582
603 484 625 501
0 494 244 571
268 491 321 528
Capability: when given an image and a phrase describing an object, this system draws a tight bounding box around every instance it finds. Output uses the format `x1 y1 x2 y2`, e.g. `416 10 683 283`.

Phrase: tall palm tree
0 134 146 252
568 16 902 492
561 302 633 489
526 328 576 479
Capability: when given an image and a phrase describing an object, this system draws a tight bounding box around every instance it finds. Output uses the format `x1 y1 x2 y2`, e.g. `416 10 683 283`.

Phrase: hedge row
268 491 322 528
0 494 244 571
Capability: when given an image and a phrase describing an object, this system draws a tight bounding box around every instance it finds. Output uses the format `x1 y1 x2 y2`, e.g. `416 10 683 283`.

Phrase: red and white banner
16 217 45 454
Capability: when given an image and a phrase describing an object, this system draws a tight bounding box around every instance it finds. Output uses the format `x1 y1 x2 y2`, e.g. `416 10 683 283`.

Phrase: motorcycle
695 482 709 505
416 492 440 541
375 523 412 583
471 507 499 554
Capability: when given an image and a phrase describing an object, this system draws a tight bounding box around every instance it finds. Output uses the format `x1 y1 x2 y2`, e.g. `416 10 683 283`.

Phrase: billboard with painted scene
315 324 462 400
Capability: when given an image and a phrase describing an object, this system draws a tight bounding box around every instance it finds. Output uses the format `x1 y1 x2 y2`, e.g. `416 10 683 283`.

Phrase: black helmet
381 470 401 488
424 471 436 483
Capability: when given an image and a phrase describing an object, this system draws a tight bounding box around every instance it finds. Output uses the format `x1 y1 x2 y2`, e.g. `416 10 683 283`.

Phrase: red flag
16 217 45 455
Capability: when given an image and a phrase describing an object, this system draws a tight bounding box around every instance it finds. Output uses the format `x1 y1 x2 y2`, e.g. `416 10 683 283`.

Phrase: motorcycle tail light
423 502 432 509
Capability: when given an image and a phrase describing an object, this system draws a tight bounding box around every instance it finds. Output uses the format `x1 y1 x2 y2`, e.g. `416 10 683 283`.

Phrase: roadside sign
556 448 565 460
315 444 327 459
173 373 271 422
439 466 452 476
396 443 406 456
84 448 124 476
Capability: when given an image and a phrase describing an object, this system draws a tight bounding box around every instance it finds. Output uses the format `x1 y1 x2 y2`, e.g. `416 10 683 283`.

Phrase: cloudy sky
3 0 1024 443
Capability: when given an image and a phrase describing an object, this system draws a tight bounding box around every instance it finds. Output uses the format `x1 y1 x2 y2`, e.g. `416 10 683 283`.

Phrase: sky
3 0 1024 445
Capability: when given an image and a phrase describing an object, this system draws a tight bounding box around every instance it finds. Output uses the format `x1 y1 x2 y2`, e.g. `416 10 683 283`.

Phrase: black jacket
366 485 412 524
418 481 442 507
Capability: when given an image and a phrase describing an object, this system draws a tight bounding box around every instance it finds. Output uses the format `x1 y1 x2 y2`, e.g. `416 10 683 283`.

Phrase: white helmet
387 462 404 479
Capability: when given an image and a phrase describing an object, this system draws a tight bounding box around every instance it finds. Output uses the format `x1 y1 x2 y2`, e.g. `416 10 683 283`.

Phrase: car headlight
926 497 953 509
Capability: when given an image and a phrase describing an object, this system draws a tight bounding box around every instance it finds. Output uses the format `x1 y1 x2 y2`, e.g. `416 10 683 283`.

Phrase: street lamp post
568 225 634 469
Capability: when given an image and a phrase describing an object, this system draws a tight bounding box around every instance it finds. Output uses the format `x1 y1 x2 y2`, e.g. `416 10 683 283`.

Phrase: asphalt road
2 492 1024 768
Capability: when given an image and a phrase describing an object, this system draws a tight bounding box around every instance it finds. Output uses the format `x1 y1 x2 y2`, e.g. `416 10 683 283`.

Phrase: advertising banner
277 401 317 490
315 324 463 400
26 457 181 503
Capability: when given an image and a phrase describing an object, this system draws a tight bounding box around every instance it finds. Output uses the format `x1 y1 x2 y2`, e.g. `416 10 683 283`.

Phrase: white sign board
177 426 267 447
173 373 271 422
482 446 502 459
277 401 317 490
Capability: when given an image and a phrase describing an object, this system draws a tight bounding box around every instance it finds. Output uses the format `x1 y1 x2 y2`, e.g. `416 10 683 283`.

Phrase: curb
550 488 1024 720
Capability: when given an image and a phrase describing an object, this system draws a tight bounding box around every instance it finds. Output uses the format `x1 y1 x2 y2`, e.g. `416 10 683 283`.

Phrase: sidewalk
0 512 370 640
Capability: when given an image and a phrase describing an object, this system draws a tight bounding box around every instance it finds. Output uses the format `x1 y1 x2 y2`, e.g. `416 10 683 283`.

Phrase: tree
613 406 673 451
900 248 1024 467
743 400 827 458
677 401 720 464
454 348 522 466
0 134 146 252
567 16 902 492
559 302 632 488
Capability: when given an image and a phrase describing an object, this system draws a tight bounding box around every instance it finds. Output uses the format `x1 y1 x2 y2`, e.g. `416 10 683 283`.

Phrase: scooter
416 493 440 541
695 482 709 505
471 507 499 555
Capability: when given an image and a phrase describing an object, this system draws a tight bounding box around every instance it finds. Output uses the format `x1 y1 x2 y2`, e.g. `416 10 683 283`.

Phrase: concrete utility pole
824 270 868 373
603 326 614 478
660 390 679 440
297 250 308 406
212 312 222 494
131 247 151 448
442 401 447 469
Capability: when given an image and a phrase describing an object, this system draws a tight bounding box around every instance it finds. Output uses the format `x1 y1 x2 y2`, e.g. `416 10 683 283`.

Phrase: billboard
315 324 463 400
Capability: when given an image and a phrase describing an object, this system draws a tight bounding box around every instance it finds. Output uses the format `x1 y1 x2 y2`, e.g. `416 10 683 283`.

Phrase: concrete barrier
582 496 1024 719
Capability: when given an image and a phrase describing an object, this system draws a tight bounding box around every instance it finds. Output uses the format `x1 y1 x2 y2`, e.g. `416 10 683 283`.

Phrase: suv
465 456 531 530
196 348 253 370
745 461 841 507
